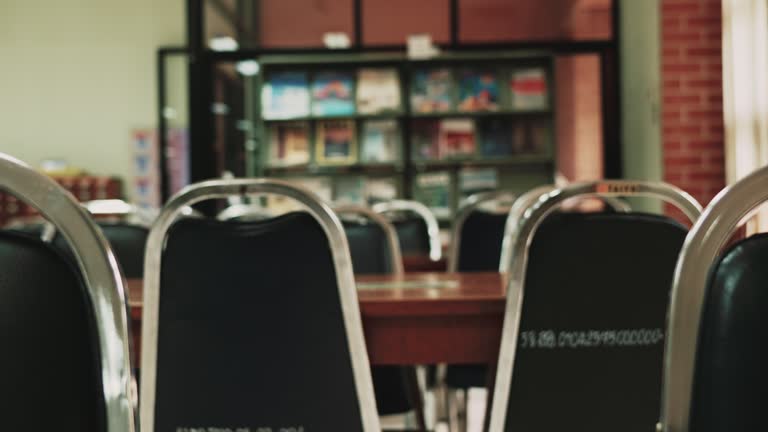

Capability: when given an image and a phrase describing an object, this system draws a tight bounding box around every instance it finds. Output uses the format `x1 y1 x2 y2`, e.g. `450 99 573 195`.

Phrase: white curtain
722 0 768 232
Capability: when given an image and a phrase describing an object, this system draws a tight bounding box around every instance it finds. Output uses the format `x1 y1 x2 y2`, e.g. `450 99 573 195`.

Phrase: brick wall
662 0 725 210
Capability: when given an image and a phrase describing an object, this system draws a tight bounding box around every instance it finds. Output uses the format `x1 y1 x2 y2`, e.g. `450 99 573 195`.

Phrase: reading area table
127 272 507 365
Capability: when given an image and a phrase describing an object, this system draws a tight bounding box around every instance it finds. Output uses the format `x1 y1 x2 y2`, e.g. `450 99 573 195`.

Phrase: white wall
0 0 184 197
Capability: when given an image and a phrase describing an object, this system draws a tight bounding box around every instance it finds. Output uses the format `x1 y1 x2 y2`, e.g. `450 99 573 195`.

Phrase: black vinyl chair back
393 216 431 257
504 212 687 431
373 200 442 261
344 221 396 274
455 211 508 272
0 153 135 432
0 231 104 430
141 179 379 432
490 181 702 432
688 234 768 431
660 166 768 432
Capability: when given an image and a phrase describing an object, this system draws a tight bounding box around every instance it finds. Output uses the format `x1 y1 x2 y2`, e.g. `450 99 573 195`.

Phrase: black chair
140 179 380 432
336 206 426 430
659 167 768 432
0 153 136 431
373 200 442 262
488 181 702 432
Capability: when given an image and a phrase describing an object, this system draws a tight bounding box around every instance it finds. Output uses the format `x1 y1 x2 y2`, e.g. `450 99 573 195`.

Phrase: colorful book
415 171 452 219
411 68 453 113
459 168 498 200
365 178 398 203
268 122 310 166
316 120 357 165
312 71 355 116
357 68 401 114
361 120 400 163
438 118 476 159
458 69 500 112
261 72 310 119
478 118 514 157
510 68 549 110
335 176 367 205
410 119 440 161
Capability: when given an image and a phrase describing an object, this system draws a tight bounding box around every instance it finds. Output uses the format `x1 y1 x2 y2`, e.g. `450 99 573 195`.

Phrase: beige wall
0 0 184 196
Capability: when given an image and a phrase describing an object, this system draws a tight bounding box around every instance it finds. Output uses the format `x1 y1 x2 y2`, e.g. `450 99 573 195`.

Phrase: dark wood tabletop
127 272 507 365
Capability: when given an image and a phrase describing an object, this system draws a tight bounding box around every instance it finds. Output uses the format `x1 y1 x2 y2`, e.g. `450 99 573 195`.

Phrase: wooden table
127 272 506 365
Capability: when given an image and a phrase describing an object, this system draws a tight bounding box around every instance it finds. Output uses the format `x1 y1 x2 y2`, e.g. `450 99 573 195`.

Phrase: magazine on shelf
410 119 440 161
459 168 498 202
312 71 355 116
261 71 310 119
458 69 500 112
438 118 477 159
361 119 400 163
316 119 357 165
414 171 452 219
510 68 549 110
357 68 401 114
335 176 367 205
268 121 310 166
410 68 453 113
478 118 515 158
365 178 398 203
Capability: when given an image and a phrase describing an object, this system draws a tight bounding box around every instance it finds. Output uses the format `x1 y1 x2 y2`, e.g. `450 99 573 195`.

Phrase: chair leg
404 367 427 431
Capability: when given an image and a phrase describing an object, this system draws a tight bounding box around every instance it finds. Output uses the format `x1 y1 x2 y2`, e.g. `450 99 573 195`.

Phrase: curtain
722 0 768 232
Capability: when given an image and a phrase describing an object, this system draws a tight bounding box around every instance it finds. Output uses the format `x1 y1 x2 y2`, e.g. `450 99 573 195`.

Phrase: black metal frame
168 0 622 194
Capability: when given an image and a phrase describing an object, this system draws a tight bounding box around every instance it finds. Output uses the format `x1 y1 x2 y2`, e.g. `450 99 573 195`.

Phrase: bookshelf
252 50 556 221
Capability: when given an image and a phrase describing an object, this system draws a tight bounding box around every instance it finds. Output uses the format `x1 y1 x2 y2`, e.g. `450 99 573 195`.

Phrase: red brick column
661 0 725 211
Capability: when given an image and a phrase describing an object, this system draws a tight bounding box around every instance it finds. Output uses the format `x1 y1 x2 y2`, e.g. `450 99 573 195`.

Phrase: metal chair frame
659 166 768 432
140 178 380 432
488 180 703 432
0 153 136 432
372 199 442 262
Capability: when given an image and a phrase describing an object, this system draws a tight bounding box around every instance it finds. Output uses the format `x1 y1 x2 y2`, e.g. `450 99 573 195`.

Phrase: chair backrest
217 203 274 221
659 166 768 432
372 199 442 261
449 191 517 272
336 205 403 275
489 180 702 432
0 153 135 432
141 179 379 432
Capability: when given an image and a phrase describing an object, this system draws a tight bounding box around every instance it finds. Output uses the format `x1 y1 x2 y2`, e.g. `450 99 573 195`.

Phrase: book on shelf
438 118 476 159
478 118 515 158
361 119 400 164
513 120 551 154
316 119 357 165
312 71 355 116
414 171 452 219
411 68 453 113
457 69 500 112
459 168 498 202
365 178 398 204
335 176 367 205
357 68 401 114
261 72 310 119
410 119 440 161
268 121 310 166
510 68 549 110
266 176 333 212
